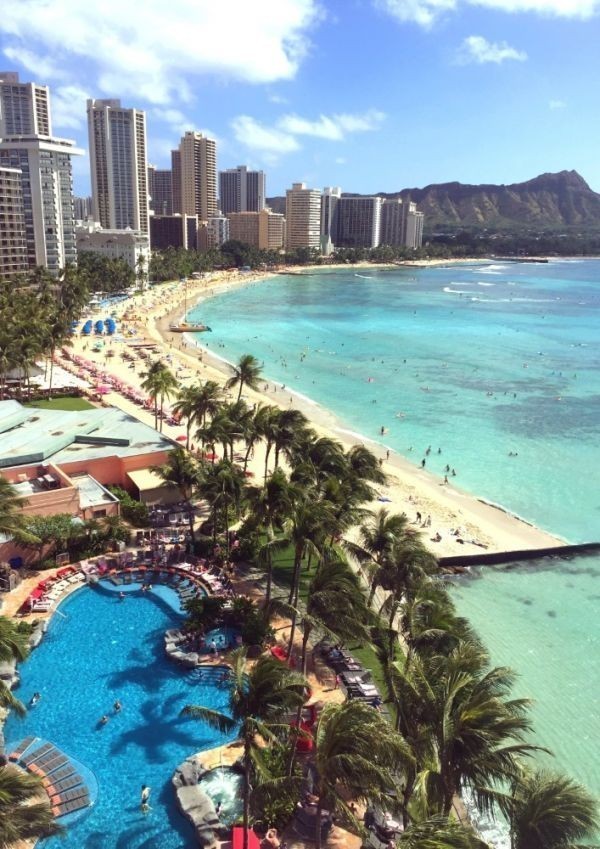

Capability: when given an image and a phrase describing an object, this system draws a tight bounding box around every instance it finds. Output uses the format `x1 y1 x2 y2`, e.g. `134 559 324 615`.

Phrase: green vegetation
107 485 149 527
77 250 135 293
1 344 598 849
0 266 88 402
24 395 94 411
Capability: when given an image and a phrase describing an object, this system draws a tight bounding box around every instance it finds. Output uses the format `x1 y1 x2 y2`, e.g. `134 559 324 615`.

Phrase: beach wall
439 541 600 569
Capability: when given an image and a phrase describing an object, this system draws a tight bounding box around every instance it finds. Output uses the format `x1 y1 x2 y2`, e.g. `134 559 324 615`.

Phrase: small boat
169 322 212 333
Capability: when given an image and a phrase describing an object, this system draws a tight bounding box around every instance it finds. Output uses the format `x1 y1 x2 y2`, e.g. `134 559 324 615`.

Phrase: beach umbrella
176 435 188 442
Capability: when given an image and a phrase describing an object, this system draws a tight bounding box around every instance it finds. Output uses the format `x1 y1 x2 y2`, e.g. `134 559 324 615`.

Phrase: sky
1 0 600 197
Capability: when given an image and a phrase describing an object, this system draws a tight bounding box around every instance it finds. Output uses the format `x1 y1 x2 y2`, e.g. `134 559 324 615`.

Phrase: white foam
443 286 472 294
477 281 495 286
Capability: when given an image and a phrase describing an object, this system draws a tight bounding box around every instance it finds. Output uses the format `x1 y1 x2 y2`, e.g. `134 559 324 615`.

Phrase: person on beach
421 458 426 468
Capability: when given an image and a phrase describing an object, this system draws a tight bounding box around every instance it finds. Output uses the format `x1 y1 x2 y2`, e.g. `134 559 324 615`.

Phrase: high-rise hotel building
0 72 81 274
87 98 149 234
0 71 51 137
148 165 173 216
172 131 217 221
0 166 28 278
219 165 265 214
336 196 382 249
285 182 321 250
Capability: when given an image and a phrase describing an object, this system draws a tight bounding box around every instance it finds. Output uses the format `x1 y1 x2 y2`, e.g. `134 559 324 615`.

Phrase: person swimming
30 692 41 706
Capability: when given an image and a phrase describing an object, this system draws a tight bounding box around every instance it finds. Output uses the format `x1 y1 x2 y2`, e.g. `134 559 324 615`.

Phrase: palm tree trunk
47 349 55 399
315 798 323 849
288 547 302 604
243 441 253 472
301 620 311 676
186 419 191 449
154 397 158 430
264 442 272 480
265 548 272 605
159 394 165 432
243 735 251 849
237 380 243 402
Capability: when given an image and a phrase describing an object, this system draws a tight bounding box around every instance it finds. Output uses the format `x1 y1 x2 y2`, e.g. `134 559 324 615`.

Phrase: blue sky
2 0 600 197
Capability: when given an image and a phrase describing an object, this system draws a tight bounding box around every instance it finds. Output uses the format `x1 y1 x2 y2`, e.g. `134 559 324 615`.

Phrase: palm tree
254 405 281 479
193 380 223 428
140 360 166 429
0 617 29 728
247 468 298 604
311 699 413 849
419 646 542 817
200 460 246 556
172 383 203 448
0 764 63 846
397 816 490 849
346 508 415 604
0 478 40 548
226 353 263 402
298 557 371 675
154 365 178 432
152 448 202 541
503 769 599 849
272 408 309 468
182 648 307 849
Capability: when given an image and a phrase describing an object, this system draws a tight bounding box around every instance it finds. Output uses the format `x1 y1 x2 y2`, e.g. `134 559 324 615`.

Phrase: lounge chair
29 754 68 776
50 785 89 805
52 794 90 817
8 736 37 761
21 742 54 765
42 765 77 787
45 773 84 795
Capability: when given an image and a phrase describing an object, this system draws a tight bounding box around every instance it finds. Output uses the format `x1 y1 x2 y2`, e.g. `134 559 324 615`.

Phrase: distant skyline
2 0 600 197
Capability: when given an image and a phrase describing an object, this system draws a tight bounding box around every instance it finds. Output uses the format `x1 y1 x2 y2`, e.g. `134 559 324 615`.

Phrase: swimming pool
5 585 237 848
198 766 243 826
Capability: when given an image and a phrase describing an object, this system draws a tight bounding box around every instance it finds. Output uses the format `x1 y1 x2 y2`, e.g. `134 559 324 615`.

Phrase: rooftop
0 400 174 468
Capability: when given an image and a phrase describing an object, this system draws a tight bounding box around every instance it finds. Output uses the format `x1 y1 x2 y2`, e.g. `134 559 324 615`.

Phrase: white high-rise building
285 182 321 250
405 203 424 249
0 166 28 278
87 99 150 234
173 131 217 221
0 71 51 137
0 135 82 273
219 165 265 214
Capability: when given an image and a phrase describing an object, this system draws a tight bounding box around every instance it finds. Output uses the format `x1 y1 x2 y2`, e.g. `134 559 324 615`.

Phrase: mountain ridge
266 171 600 231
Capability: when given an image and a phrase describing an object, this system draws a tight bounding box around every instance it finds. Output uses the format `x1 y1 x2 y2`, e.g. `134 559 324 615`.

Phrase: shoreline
145 272 564 558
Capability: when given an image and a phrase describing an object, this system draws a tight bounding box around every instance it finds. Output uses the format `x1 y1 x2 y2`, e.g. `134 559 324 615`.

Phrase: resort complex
0 10 599 849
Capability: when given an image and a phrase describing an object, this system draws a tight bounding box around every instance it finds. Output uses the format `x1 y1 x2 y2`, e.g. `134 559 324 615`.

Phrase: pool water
198 766 243 826
5 585 237 848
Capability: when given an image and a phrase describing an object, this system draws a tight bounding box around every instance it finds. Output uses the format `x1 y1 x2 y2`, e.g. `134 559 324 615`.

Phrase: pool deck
2 560 361 849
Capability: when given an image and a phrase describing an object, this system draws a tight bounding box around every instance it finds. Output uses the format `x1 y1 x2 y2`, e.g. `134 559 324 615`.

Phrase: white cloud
549 99 567 108
231 108 385 160
2 46 67 80
457 35 527 63
279 109 385 140
231 115 300 154
0 0 320 105
52 84 90 129
269 93 290 104
375 0 599 26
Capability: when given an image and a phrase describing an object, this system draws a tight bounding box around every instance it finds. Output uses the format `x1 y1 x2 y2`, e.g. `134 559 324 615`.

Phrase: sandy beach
58 269 564 560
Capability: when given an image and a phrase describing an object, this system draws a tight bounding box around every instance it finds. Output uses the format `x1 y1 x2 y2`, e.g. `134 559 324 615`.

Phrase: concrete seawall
439 541 600 569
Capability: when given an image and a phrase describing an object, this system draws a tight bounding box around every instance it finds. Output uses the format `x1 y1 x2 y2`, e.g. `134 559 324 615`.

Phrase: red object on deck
270 645 287 663
57 566 74 577
29 588 45 601
232 827 261 849
292 720 314 752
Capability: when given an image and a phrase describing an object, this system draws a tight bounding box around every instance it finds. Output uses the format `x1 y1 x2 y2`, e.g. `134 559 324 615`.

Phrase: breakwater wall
439 541 600 569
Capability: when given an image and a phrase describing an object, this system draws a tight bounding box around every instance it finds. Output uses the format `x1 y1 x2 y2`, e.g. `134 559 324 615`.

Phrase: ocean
189 260 600 813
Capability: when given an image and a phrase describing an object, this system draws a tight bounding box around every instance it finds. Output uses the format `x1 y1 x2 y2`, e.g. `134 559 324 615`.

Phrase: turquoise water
5 585 236 848
191 260 600 802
